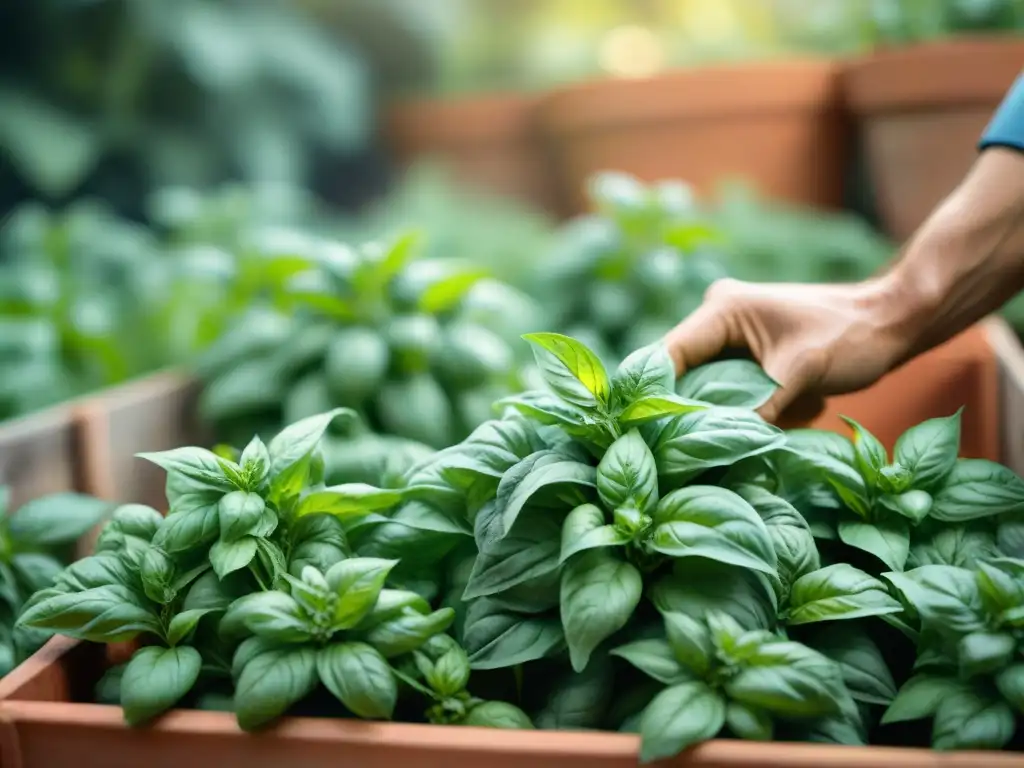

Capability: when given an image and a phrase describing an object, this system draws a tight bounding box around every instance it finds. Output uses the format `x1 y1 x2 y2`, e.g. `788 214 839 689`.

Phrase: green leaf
958 632 1016 678
497 460 596 535
909 522 997 569
884 565 985 638
932 690 1015 750
731 484 819 588
639 682 725 763
120 646 202 726
414 261 489 314
597 429 659 513
837 519 910 572
140 546 177 604
976 559 1024 614
152 497 220 554
809 624 897 705
10 553 63 595
611 342 675 402
724 701 773 741
17 585 161 643
424 645 471 697
675 360 778 409
879 490 933 524
209 536 258 579
534 655 613 730
497 392 592 432
840 416 887 487
560 549 642 672
288 514 349 576
296 484 404 520
218 492 267 542
995 664 1024 715
560 503 631 563
6 493 112 546
664 612 715 677
787 564 904 625
651 559 776 632
610 638 688 685
523 332 611 409
324 558 397 629
617 394 707 428
463 518 561 600
464 701 534 729
361 607 455 658
650 486 777 574
646 408 785 483
894 411 961 492
725 639 846 718
268 408 353 501
462 599 564 670
53 553 135 593
234 646 318 731
317 642 396 719
239 435 271 487
931 459 1024 522
167 608 216 647
882 674 966 724
137 447 235 491
221 592 313 643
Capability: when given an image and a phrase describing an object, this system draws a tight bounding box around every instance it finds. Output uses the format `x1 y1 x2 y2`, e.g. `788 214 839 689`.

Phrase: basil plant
18 408 527 730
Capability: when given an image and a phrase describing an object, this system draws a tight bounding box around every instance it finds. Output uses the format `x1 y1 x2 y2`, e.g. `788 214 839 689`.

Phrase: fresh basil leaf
931 689 1015 750
106 503 165 541
725 639 845 718
976 559 1024 614
561 549 642 672
423 645 471 697
234 646 318 731
324 557 397 629
296 484 404 519
221 592 313 643
908 522 997 569
787 564 904 625
239 434 271 487
437 418 546 485
931 459 1024 522
11 553 63 595
560 503 630 563
893 411 961 492
958 631 1016 678
167 608 216 647
617 394 707 429
387 500 471 536
463 517 561 600
675 360 778 409
317 642 396 719
995 664 1024 714
464 701 534 729
731 484 819 589
140 546 177 604
664 611 715 677
651 559 776 632
881 673 966 724
638 682 725 763
7 493 112 546
650 486 777 575
498 460 596 535
596 429 659 513
523 332 611 409
809 623 897 705
534 654 613 730
462 598 564 669
610 637 688 685
137 447 236 491
268 408 353 501
218 491 267 542
724 701 773 741
209 536 258 579
884 565 986 638
53 553 136 592
496 391 592 432
837 519 910 572
998 519 1024 558
361 607 454 658
288 514 349 577
152 497 220 554
879 490 933 524
840 416 887 487
120 646 202 726
645 408 785 484
17 585 161 643
611 342 675 403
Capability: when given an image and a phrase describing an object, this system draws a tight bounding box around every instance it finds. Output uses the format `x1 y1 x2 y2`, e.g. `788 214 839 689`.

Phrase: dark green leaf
787 564 904 625
120 646 202 726
725 639 846 718
317 642 396 719
7 493 112 546
17 585 160 643
931 459 1024 522
882 674 966 724
884 565 985 638
464 701 534 729
610 637 688 685
675 360 778 409
463 517 561 600
234 646 318 731
218 491 267 542
560 503 630 563
931 689 1015 750
809 624 897 705
893 411 961 492
463 599 564 670
837 519 910 572
639 682 725 763
596 429 659 513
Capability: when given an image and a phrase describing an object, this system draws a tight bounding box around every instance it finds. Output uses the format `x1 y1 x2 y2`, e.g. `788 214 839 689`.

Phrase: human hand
663 278 914 426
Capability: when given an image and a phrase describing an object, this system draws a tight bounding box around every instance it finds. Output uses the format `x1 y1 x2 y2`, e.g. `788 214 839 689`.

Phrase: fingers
663 281 741 375
774 393 827 430
756 349 825 424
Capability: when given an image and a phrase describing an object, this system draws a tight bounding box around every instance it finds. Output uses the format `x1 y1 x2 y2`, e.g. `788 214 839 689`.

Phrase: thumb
662 301 732 376
756 349 823 424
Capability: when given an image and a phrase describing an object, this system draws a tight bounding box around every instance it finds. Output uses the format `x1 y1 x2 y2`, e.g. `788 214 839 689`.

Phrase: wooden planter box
0 406 85 510
0 635 1019 768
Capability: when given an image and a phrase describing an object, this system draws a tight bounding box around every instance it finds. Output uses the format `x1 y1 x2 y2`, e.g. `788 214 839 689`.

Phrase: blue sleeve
980 74 1024 153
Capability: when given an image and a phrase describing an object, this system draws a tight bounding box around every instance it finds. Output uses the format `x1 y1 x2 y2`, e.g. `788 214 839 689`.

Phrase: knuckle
703 277 743 303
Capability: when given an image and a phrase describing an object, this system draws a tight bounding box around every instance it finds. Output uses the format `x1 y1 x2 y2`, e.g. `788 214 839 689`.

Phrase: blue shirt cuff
980 74 1024 153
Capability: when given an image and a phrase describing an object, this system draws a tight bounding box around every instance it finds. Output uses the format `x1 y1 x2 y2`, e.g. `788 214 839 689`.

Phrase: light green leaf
650 486 777 574
931 459 1024 522
879 490 933 524
958 631 1016 678
840 416 887 487
664 612 715 677
725 639 845 718
597 429 659 513
324 558 397 629
268 408 353 501
651 559 776 632
617 394 707 428
883 565 985 638
120 646 202 726
838 519 910 572
560 503 630 563
221 592 313 644
787 564 904 625
361 607 454 658
17 585 160 643
7 493 112 547
932 690 1015 750
560 550 642 672
611 342 675 402
882 674 966 724
894 411 961 492
137 447 235 491
523 332 611 409
724 701 773 741
296 484 404 519
464 701 534 729
675 360 778 409
639 682 725 763
152 497 220 554
317 642 396 719
167 608 216 647
499 460 596 535
218 491 267 542
209 536 258 579
234 646 318 731
610 638 688 685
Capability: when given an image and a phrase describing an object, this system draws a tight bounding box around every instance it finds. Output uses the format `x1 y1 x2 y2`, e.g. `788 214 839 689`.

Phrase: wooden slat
0 407 80 510
985 316 1024 475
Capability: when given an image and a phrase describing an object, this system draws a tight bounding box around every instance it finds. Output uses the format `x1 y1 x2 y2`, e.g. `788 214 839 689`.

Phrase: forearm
868 147 1024 364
